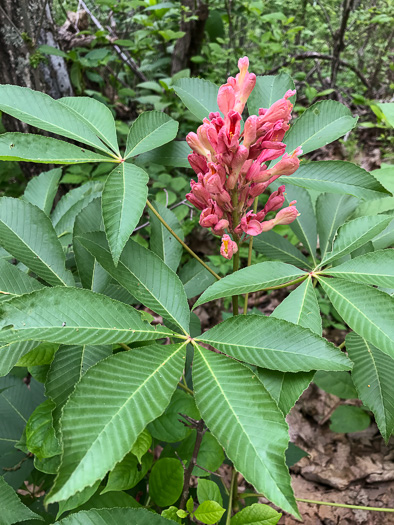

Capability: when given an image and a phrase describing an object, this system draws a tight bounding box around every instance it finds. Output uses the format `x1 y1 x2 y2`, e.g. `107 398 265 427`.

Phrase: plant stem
226 468 238 524
239 494 394 512
338 340 346 350
178 382 194 395
243 198 259 314
145 200 221 281
179 420 205 509
232 248 240 315
119 342 131 351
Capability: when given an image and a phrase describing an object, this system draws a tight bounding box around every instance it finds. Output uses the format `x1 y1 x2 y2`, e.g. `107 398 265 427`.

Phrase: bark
171 0 209 75
0 0 73 176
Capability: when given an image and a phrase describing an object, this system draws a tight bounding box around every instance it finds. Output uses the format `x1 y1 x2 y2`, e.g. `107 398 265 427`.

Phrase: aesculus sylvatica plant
0 57 393 524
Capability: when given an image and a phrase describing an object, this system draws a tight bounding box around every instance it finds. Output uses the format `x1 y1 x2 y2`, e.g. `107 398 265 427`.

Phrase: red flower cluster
185 57 302 259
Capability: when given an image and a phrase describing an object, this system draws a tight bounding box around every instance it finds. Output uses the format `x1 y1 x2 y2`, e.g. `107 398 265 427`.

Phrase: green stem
145 200 221 281
239 494 394 512
338 340 346 350
232 248 240 315
118 343 131 351
178 382 194 395
226 468 237 525
243 198 258 314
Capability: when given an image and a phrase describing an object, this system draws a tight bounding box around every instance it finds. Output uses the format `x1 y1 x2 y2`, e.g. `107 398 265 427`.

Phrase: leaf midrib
125 118 174 159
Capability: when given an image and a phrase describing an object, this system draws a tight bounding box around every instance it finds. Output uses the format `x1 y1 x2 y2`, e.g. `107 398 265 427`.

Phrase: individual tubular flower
220 234 238 260
185 57 302 259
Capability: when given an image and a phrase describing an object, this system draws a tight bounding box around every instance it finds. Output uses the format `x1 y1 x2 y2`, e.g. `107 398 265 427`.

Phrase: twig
225 468 238 524
179 419 205 509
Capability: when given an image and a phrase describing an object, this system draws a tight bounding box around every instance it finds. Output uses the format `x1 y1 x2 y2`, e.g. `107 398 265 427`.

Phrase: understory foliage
0 55 393 525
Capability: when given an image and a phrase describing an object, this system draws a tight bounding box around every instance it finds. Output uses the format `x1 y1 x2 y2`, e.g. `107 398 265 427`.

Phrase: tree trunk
0 0 73 177
171 0 209 75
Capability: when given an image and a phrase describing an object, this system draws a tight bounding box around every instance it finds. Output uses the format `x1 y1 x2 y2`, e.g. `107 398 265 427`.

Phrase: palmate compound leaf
192 345 300 518
319 277 394 359
0 133 115 164
54 508 178 525
0 197 74 287
46 342 187 503
346 333 394 442
76 232 190 334
0 287 174 346
0 85 116 156
286 161 391 200
196 315 351 373
194 262 306 308
257 277 321 415
321 214 393 266
322 249 394 288
102 163 149 265
125 111 179 159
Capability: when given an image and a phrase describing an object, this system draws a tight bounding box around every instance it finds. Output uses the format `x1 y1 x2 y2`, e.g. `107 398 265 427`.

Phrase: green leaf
0 476 43 524
194 500 225 525
197 479 223 506
0 197 74 287
173 78 220 121
23 168 62 215
179 259 217 299
136 140 191 168
0 341 39 377
248 73 295 116
15 342 58 367
162 507 183 524
78 489 141 511
230 503 282 524
0 287 172 345
253 231 312 269
148 389 199 442
281 100 358 157
316 193 359 259
102 163 148 265
329 405 370 433
319 277 394 359
323 250 394 288
193 346 299 518
47 342 187 503
286 443 309 467
103 451 152 493
194 262 306 308
314 371 357 399
149 202 184 272
73 198 110 292
271 182 317 262
271 277 322 335
0 260 44 299
0 133 114 164
25 399 61 459
372 217 394 250
46 344 113 437
54 508 178 524
149 458 184 507
346 333 394 442
59 97 120 155
321 215 393 266
286 161 391 200
130 429 152 463
197 315 351 372
77 232 190 334
0 85 115 155
57 482 101 519
125 111 178 159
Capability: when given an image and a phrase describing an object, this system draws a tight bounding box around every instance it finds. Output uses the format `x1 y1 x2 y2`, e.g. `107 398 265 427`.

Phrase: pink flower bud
240 211 264 236
273 203 299 225
234 73 256 113
266 147 302 178
190 179 210 206
186 132 210 157
264 185 286 213
188 153 208 175
186 193 206 211
243 115 258 147
220 234 238 260
260 95 294 124
218 85 235 117
213 219 229 236
231 145 249 175
248 182 269 199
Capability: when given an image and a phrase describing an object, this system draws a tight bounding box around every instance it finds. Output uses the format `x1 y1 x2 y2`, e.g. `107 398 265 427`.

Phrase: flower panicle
185 56 302 259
